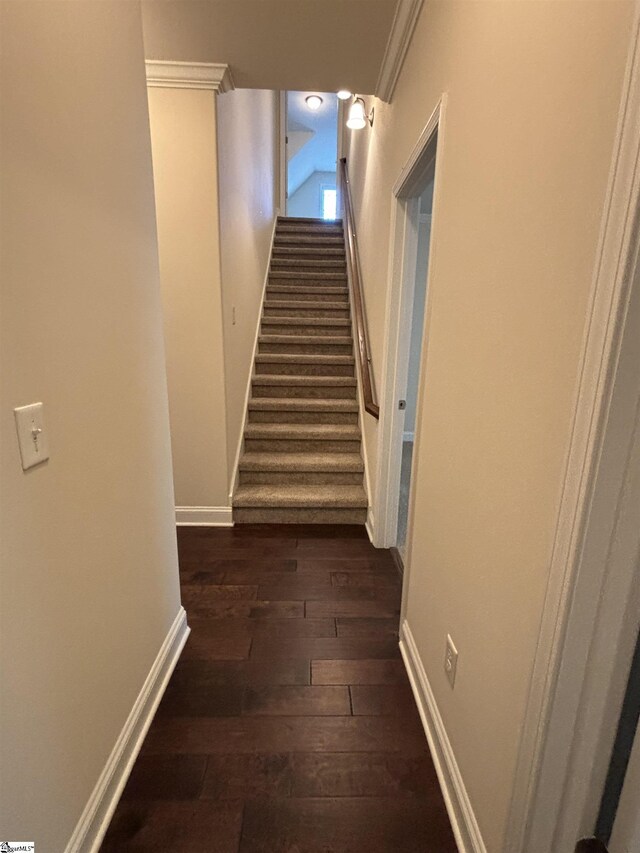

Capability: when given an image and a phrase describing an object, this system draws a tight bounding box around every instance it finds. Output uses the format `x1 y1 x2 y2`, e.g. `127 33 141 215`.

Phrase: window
322 188 337 220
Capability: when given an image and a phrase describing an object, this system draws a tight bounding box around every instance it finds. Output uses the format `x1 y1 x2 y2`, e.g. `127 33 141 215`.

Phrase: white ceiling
141 0 399 93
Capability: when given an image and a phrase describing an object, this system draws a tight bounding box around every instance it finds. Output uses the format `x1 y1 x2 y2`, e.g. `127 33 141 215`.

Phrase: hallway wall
217 88 279 487
0 2 181 849
147 86 230 511
288 170 337 219
344 1 634 850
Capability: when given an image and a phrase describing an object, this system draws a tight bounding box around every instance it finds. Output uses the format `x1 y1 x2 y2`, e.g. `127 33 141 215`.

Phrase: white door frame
503 6 640 850
373 95 447 552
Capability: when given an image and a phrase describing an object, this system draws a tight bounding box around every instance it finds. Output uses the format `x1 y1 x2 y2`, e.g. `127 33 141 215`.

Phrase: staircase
232 216 368 524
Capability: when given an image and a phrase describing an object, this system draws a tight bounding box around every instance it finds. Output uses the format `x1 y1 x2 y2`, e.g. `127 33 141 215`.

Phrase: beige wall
345 2 634 850
147 87 230 509
217 88 278 483
0 2 181 848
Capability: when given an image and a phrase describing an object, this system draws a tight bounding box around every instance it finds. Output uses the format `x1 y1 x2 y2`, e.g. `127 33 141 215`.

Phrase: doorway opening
396 176 434 558
283 91 338 219
373 98 445 572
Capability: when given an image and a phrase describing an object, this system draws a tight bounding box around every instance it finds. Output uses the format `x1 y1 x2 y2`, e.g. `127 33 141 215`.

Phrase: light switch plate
14 402 49 470
444 633 458 689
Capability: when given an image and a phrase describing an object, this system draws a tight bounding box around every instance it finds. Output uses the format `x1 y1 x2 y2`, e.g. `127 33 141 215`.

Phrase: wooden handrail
338 157 380 419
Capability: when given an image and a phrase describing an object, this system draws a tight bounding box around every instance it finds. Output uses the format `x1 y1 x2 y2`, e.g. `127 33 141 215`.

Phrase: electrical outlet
444 634 458 689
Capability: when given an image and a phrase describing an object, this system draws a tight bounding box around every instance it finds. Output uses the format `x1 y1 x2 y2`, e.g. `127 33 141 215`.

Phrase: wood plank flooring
101 524 456 852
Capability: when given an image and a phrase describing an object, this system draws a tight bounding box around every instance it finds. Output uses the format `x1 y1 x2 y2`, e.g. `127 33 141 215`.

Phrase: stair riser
259 342 353 355
248 410 358 425
244 438 361 453
267 285 348 295
255 363 354 377
271 259 346 270
251 384 356 400
263 307 350 319
266 291 348 304
272 249 344 259
261 323 351 337
239 470 363 485
270 273 347 283
274 240 344 251
234 507 367 524
276 227 343 237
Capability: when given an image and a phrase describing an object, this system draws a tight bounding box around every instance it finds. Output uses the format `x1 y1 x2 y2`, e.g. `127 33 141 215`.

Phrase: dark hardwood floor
101 524 457 852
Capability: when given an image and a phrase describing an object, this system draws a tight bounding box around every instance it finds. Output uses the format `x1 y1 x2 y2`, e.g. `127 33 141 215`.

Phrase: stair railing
338 157 380 419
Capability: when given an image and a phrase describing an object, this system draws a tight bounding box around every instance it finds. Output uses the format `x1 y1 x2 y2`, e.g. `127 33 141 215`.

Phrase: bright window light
322 189 337 220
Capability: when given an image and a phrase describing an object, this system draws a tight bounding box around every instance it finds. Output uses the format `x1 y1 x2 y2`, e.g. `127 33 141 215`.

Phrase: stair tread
255 353 354 365
240 452 364 472
252 374 356 386
273 247 344 255
267 285 348 294
249 397 358 411
278 216 343 223
271 271 346 277
259 335 353 345
261 317 351 327
233 484 367 508
245 423 360 439
265 300 348 310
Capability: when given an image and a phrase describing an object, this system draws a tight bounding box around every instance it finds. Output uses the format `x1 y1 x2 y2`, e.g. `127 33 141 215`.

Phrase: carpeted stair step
251 374 357 400
276 223 343 234
269 270 347 282
254 353 355 377
263 301 350 319
232 483 367 524
258 334 353 355
248 397 359 424
272 256 346 267
243 422 361 453
277 216 342 224
266 287 348 304
239 451 363 484
274 235 344 248
260 317 352 336
272 246 345 259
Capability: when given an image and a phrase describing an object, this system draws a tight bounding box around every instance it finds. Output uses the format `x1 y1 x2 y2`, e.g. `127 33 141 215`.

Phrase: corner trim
375 0 425 103
400 619 487 853
505 7 640 850
64 607 190 853
176 506 233 526
145 60 234 93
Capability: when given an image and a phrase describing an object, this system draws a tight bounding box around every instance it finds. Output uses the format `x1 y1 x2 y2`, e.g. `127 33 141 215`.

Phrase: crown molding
145 61 234 93
375 0 424 103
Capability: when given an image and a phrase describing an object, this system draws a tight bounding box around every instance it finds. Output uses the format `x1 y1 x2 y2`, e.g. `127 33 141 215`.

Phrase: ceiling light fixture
305 95 323 111
337 90 352 100
346 96 374 130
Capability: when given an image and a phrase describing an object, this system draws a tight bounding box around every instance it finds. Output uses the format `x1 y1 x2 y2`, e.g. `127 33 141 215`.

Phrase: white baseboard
403 430 415 443
400 619 487 853
175 506 233 526
365 507 376 545
65 607 190 853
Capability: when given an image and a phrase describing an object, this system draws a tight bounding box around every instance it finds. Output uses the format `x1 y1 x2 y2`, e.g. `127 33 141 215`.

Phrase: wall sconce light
346 96 374 130
337 90 352 100
305 95 323 111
